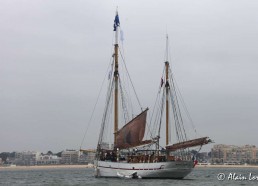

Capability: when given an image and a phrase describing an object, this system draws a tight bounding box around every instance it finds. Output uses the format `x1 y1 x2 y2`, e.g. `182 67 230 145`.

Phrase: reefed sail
166 137 211 151
115 108 150 149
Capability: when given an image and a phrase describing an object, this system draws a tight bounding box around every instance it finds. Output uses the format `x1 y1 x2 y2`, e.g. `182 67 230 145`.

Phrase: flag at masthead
113 13 120 31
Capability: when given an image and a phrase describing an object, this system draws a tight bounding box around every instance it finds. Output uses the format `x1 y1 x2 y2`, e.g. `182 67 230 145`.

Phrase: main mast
165 35 170 146
114 12 120 146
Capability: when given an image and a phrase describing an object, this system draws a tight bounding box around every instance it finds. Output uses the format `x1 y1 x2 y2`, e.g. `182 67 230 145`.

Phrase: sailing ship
94 11 212 179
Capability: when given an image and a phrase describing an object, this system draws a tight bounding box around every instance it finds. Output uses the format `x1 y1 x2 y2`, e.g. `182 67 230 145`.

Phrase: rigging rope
147 66 165 140
118 76 130 124
119 48 143 110
97 78 115 147
169 69 187 142
119 41 135 119
158 87 166 141
80 55 114 150
172 72 199 136
81 31 117 151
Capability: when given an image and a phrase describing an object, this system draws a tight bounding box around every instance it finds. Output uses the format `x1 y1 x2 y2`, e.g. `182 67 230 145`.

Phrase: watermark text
217 173 258 181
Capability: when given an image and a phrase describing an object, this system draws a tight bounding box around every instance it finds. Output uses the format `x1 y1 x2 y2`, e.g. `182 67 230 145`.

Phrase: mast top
165 34 169 63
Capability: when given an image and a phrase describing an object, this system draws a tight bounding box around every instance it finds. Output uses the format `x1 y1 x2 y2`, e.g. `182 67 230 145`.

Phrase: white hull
95 160 193 179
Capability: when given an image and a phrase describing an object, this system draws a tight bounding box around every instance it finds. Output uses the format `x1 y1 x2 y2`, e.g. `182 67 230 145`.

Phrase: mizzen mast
165 35 170 146
113 12 120 146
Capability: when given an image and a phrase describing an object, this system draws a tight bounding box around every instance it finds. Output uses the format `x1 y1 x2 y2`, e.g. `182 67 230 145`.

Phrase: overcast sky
1 0 258 153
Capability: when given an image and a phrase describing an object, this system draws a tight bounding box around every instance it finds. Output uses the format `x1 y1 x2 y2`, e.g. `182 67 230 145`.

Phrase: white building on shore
15 151 41 166
36 154 61 165
61 150 80 164
211 144 258 164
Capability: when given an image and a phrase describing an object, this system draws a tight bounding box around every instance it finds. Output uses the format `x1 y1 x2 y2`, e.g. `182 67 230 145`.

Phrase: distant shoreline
0 164 94 170
1 164 258 170
196 164 258 168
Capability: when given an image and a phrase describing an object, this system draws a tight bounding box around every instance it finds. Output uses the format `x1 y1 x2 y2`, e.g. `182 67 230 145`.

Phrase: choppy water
1 167 258 185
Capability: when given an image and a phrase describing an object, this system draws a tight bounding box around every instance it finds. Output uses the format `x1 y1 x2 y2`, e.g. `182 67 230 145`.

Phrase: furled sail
166 137 212 151
115 108 150 149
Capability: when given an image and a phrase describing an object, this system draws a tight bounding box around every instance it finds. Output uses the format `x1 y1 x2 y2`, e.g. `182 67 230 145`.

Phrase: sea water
1 167 258 185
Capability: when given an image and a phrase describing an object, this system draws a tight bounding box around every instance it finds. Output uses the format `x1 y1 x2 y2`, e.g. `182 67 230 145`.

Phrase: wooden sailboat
94 11 212 179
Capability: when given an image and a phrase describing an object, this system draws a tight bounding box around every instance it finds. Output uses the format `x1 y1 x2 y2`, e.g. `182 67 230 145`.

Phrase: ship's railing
97 149 193 163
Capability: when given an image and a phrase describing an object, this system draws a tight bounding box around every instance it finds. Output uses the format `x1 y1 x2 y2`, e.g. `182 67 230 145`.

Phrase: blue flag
113 14 120 31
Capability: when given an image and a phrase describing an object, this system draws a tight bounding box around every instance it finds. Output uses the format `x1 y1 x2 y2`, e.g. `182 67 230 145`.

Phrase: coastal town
1 144 258 168
0 149 95 167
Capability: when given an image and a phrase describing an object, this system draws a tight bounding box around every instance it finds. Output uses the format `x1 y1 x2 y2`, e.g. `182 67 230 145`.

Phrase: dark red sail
115 109 149 149
166 137 212 151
